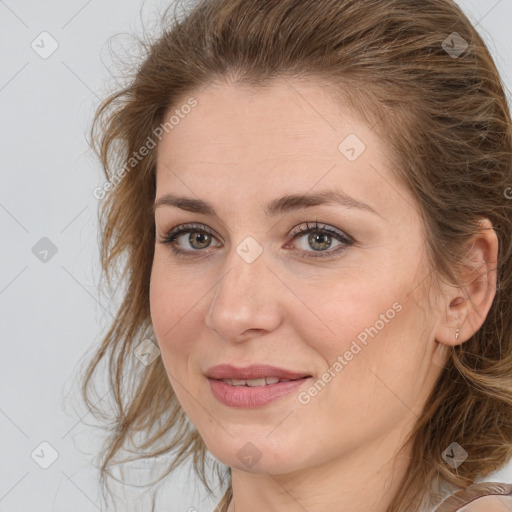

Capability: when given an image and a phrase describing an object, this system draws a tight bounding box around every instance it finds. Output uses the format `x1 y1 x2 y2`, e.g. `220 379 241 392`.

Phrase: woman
82 0 512 510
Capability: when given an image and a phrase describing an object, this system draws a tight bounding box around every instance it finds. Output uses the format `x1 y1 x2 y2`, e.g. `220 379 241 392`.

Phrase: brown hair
81 0 512 510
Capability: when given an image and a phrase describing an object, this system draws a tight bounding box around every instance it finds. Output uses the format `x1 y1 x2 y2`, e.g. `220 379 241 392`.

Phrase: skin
149 78 498 512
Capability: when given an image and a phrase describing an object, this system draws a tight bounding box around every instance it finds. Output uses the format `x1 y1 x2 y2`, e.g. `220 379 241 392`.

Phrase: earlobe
434 217 498 348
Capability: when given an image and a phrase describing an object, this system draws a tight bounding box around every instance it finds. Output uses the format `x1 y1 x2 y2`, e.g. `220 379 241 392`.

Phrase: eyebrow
153 189 381 218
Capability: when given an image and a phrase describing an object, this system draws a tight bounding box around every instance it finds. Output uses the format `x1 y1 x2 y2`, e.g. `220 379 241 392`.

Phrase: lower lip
207 377 311 407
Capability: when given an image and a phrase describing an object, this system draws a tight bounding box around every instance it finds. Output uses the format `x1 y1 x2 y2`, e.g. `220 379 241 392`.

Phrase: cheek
293 275 426 408
294 274 407 359
149 260 197 363
149 265 206 415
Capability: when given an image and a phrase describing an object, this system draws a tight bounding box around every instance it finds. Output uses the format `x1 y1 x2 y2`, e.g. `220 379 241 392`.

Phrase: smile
207 376 311 407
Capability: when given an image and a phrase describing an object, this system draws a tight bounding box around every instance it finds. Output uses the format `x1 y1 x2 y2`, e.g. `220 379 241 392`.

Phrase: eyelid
289 221 353 241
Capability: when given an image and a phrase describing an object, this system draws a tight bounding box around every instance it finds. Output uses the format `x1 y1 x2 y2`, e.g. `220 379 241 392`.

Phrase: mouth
212 376 311 387
204 363 312 382
204 364 312 407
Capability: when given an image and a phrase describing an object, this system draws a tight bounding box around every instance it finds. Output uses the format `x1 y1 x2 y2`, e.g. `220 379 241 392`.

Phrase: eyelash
158 221 354 260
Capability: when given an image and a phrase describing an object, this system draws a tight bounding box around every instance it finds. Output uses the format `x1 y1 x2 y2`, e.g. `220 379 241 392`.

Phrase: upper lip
205 364 311 381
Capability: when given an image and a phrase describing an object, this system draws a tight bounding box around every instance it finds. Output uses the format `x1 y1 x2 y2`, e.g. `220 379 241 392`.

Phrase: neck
225 425 415 512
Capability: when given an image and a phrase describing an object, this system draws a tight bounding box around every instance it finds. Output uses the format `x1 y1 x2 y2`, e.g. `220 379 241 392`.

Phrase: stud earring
455 328 460 341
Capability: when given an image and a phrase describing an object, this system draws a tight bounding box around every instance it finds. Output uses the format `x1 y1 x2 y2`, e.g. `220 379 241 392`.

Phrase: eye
159 223 221 256
287 220 354 259
158 220 354 259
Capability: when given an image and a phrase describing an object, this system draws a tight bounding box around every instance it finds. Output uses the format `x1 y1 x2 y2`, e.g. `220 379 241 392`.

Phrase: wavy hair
81 1 512 510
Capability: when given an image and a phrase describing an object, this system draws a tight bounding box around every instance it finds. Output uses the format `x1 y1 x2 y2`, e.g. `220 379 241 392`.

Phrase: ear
434 217 499 347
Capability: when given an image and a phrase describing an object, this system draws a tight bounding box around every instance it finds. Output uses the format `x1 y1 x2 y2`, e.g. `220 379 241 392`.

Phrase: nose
205 247 283 343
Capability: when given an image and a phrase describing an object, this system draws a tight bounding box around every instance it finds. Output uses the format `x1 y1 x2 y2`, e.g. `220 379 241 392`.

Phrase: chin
203 433 306 474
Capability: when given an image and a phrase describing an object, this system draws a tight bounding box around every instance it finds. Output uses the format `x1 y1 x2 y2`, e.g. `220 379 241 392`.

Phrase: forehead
157 79 381 165
154 79 409 222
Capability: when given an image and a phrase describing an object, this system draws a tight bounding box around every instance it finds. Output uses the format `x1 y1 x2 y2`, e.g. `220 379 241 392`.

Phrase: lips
205 364 311 381
208 372 311 409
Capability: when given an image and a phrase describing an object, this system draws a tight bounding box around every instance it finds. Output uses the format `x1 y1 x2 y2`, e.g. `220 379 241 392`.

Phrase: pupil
310 232 331 251
187 231 333 251
191 232 210 249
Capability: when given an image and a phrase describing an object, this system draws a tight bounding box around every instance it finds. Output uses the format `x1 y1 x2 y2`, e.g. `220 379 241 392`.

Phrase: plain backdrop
1 1 511 511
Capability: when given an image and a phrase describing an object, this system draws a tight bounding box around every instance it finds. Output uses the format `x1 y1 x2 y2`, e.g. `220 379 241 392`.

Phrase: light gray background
1 1 511 511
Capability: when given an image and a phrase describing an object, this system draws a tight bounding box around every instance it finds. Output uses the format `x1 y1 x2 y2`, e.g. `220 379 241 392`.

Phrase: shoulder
458 494 512 511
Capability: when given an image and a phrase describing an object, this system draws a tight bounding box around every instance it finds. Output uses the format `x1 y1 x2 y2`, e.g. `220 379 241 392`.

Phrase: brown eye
186 231 213 250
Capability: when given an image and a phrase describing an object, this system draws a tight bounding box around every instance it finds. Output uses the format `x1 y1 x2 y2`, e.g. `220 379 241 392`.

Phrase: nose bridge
205 240 282 340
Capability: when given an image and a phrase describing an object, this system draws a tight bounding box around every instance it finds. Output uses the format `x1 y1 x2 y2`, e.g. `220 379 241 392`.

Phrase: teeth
222 377 291 386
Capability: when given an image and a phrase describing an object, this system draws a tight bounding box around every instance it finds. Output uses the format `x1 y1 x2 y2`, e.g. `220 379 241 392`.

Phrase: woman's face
150 79 446 475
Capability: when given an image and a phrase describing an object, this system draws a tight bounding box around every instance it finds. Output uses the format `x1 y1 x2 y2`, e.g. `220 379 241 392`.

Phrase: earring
455 328 460 341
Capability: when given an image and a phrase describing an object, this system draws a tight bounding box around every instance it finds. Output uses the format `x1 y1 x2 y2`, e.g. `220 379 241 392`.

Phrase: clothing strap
434 482 512 511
